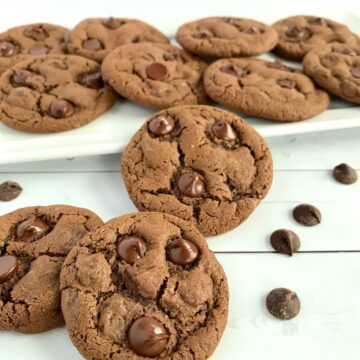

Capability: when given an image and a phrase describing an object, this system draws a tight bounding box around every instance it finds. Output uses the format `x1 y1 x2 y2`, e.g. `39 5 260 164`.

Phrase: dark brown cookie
332 163 358 184
204 58 330 122
60 212 228 360
176 16 278 58
0 23 68 74
121 105 273 236
101 43 208 109
303 44 360 104
0 55 117 133
272 15 359 61
0 205 103 333
67 17 168 62
266 288 301 320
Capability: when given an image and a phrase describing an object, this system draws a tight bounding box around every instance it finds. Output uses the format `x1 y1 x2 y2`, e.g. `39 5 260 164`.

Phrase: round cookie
0 205 103 333
60 212 228 360
0 23 68 74
121 105 273 236
67 17 169 62
0 55 117 133
101 43 208 109
303 44 360 104
176 16 278 58
203 58 330 121
272 15 359 61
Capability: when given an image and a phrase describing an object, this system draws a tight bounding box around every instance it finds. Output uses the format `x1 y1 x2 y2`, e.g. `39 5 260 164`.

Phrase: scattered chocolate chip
117 236 146 264
102 17 125 29
293 204 321 226
0 41 18 57
337 46 357 56
11 70 34 86
177 172 205 198
277 79 296 89
270 229 300 256
16 216 49 242
0 255 19 283
23 25 49 41
128 317 169 357
212 121 237 141
148 115 175 136
163 52 183 62
0 181 22 201
351 67 360 78
266 288 301 320
333 163 358 184
309 17 327 26
220 64 248 77
50 99 75 119
82 38 103 51
146 62 168 81
166 238 199 265
192 29 212 39
78 72 104 89
242 26 263 34
285 26 311 40
28 44 49 55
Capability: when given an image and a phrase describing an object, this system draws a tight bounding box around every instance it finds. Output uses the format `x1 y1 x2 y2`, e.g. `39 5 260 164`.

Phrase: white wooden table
1 127 360 359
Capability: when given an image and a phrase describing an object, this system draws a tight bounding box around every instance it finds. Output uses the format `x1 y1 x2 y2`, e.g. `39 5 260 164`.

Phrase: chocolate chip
23 25 49 41
192 29 212 39
117 237 146 264
212 121 237 141
337 46 357 56
351 67 360 78
309 17 327 26
146 62 168 81
102 17 125 29
177 172 205 198
28 44 49 55
78 72 104 89
132 35 146 43
242 26 263 34
0 181 22 201
166 238 199 265
285 26 311 40
277 79 296 89
82 38 103 51
220 64 247 77
11 70 34 86
0 41 18 57
128 317 169 357
148 115 175 136
293 204 321 226
268 59 292 71
16 216 49 242
163 52 183 62
50 99 75 119
266 288 301 320
333 163 358 184
270 229 300 256
0 255 19 283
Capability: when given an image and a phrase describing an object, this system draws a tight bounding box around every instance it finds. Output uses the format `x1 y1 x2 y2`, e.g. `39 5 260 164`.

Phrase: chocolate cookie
101 43 208 109
0 205 102 333
272 15 359 61
0 23 68 74
60 212 228 360
303 44 360 104
203 58 330 122
67 17 168 62
0 55 117 133
176 16 278 58
121 105 273 236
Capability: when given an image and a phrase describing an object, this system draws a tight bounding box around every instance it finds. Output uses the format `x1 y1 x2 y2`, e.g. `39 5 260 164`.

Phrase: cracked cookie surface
0 54 117 133
176 16 278 58
101 43 208 109
67 17 169 63
0 205 103 333
303 44 360 104
0 23 68 74
272 15 359 61
121 105 273 236
60 212 228 360
203 58 330 121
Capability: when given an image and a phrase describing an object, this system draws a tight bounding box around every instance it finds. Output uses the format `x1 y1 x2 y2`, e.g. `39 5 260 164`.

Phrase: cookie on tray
61 212 228 360
0 23 68 74
272 15 359 61
0 205 103 333
121 105 273 236
101 43 208 109
0 55 117 133
203 58 330 121
176 16 278 58
303 44 360 104
67 17 169 62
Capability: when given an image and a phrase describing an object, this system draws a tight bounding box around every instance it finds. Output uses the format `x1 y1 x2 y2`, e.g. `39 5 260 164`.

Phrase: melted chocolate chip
0 41 18 57
146 62 168 81
309 17 327 26
277 79 296 89
117 237 146 264
50 99 75 119
0 181 22 201
212 121 237 141
28 44 50 55
23 25 49 41
16 216 49 242
11 70 34 86
337 46 357 56
192 29 212 39
220 64 248 77
166 238 199 265
270 229 301 256
292 204 321 226
82 38 103 51
333 163 358 184
177 172 205 198
163 52 183 62
242 26 264 34
78 72 104 89
266 288 301 320
102 17 125 29
351 67 360 78
285 26 311 40
132 35 146 43
148 115 175 136
0 255 19 283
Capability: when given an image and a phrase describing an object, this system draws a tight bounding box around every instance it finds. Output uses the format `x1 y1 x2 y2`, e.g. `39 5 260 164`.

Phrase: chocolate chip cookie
272 15 359 61
303 44 360 104
61 212 228 359
67 17 168 63
121 105 273 236
101 43 208 109
176 16 278 58
204 58 330 121
0 55 117 133
0 205 103 333
0 23 68 74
